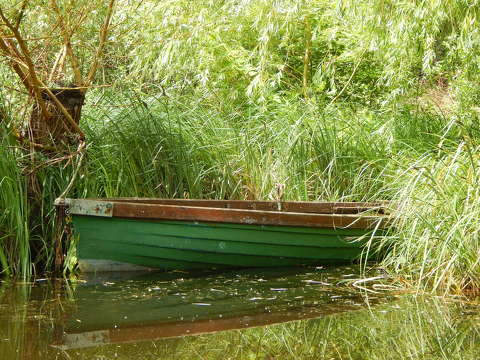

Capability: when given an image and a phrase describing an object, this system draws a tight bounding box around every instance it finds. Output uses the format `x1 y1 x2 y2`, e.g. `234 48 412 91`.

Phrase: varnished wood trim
109 202 387 229
92 198 388 214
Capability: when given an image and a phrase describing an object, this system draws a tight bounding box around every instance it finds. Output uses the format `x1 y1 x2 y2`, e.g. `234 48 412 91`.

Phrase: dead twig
57 141 87 199
25 140 86 175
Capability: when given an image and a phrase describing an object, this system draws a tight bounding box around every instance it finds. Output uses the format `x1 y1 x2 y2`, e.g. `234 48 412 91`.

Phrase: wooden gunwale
60 199 390 230
95 198 388 214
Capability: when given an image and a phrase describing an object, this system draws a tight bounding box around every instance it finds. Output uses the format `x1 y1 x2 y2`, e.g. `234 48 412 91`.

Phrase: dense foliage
0 0 479 292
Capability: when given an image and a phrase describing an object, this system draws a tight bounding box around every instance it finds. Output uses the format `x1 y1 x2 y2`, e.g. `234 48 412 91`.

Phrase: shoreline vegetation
0 0 479 294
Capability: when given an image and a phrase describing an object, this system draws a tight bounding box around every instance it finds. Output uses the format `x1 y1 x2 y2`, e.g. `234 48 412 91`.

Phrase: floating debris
302 280 331 285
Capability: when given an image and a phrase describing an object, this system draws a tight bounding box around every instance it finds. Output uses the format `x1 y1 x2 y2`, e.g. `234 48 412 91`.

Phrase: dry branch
50 0 84 86
85 0 116 89
48 45 67 83
0 0 117 144
0 38 32 92
0 8 51 120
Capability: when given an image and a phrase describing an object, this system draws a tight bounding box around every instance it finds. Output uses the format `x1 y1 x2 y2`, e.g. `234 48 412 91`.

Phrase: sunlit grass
1 0 480 294
3 88 480 294
383 141 480 293
81 93 397 202
0 127 30 278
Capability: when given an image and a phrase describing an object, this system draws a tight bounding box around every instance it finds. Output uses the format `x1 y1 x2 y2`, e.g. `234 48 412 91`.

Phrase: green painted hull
73 216 378 271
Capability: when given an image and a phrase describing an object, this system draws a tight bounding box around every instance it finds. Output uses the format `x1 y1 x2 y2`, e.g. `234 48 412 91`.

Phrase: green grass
81 91 454 203
0 123 79 278
0 128 29 278
81 94 393 201
2 91 480 293
1 0 480 293
383 140 480 294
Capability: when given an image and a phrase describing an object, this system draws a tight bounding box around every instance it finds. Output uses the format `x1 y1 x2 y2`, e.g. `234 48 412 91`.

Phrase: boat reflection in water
53 266 388 350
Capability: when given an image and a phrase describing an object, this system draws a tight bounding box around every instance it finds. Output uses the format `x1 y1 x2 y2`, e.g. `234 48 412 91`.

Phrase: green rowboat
55 198 388 272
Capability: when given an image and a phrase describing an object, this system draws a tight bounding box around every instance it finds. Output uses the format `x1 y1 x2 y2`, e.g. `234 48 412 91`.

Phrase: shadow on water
0 266 479 359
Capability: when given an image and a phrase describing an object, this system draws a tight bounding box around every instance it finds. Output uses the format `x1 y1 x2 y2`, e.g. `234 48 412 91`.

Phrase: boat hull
73 216 378 272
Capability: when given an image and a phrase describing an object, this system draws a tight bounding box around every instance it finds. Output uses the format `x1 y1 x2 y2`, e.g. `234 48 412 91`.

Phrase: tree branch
50 0 84 86
0 37 32 92
1 7 84 139
48 45 66 83
85 0 116 90
0 7 51 120
14 0 29 30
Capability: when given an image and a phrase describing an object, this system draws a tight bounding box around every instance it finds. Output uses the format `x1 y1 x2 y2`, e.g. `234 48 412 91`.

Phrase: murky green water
0 266 478 359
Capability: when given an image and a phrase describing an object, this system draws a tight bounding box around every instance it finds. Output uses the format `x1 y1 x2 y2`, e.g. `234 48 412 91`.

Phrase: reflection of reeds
70 296 480 360
1 275 479 359
0 280 76 360
0 282 30 360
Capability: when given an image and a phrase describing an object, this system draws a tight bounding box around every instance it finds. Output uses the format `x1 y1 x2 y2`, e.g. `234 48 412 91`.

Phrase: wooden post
29 87 85 147
54 202 66 273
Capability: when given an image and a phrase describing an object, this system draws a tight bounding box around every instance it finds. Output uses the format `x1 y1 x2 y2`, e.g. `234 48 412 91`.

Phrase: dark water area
0 266 479 360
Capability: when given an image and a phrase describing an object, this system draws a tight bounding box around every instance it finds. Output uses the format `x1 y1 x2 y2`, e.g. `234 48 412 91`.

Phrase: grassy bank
1 0 480 292
2 93 479 292
80 93 480 293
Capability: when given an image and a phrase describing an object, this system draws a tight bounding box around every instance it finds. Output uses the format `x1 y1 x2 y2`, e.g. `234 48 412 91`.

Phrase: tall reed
0 127 30 278
383 140 480 293
80 92 394 202
1 0 480 292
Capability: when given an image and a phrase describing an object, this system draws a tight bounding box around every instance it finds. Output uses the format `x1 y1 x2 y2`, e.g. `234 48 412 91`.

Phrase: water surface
0 266 478 359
